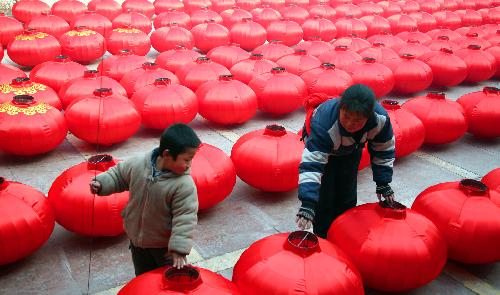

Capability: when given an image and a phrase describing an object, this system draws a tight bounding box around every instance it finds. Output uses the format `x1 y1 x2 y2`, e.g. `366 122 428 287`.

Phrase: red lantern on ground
176 57 231 91
106 27 151 56
231 124 304 191
0 178 55 265
233 231 364 294
427 28 462 41
154 0 184 14
211 0 236 13
151 24 194 52
379 1 402 17
335 3 362 18
206 44 250 70
367 31 405 49
402 92 467 145
252 6 282 29
0 64 26 84
485 45 500 79
347 57 394 98
196 75 257 125
457 87 500 139
396 31 431 44
418 1 440 14
97 49 146 81
112 11 152 34
432 11 461 30
359 42 400 68
399 0 420 13
280 4 309 24
249 67 307 115
73 11 113 37
59 27 106 64
300 63 353 96
332 36 371 53
51 0 87 24
301 16 336 42
253 39 294 62
59 70 127 108
184 0 212 13
190 8 223 27
329 201 447 292
483 168 500 192
359 15 391 37
395 40 431 58
0 95 67 155
334 17 367 38
230 53 278 84
30 55 86 93
220 8 252 28
387 14 417 34
131 78 197 129
388 54 432 94
486 30 500 45
266 19 304 46
27 13 70 39
230 18 267 51
0 13 24 47
48 154 129 236
191 144 236 210
319 45 362 71
237 0 262 11
155 45 202 74
418 48 467 87
122 0 155 19
191 21 230 53
7 29 61 68
0 77 62 110
87 0 121 21
276 49 321 75
308 4 336 21
455 9 483 27
455 45 496 83
412 179 500 264
455 32 492 50
154 10 191 29
12 0 50 24
294 38 333 58
65 88 140 145
120 62 179 96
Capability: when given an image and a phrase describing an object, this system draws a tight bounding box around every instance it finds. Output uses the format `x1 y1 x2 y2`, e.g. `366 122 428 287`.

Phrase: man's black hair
159 123 201 160
339 84 376 118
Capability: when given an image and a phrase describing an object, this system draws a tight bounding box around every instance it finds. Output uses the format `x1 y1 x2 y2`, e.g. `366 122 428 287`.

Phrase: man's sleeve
367 114 395 185
168 179 198 255
95 161 131 196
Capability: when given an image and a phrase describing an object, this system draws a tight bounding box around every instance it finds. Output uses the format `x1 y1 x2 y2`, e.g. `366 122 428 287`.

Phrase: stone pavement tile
190 118 235 155
458 262 500 290
217 268 234 281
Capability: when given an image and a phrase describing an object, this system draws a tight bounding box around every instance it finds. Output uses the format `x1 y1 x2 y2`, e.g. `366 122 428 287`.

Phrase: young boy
89 123 201 276
296 84 396 238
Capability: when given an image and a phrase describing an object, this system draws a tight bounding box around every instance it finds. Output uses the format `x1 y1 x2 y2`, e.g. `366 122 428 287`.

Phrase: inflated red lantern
155 45 202 74
432 11 461 30
427 28 462 41
154 10 191 29
455 9 483 27
151 23 194 52
0 64 26 85
388 54 432 94
455 45 496 83
387 14 417 34
65 88 140 145
483 168 500 192
233 231 364 294
379 1 402 17
381 100 425 157
184 0 212 13
0 13 24 47
396 31 431 45
230 18 267 51
484 7 500 24
418 1 440 14
301 16 336 42
359 42 400 68
402 92 467 145
485 45 500 79
319 45 362 71
458 0 477 9
262 0 286 11
154 0 184 14
332 36 371 53
424 35 460 52
266 19 303 46
176 56 231 91
12 0 50 24
73 11 113 37
367 31 405 50
211 0 236 13
294 38 333 58
455 32 492 50
190 8 223 27
7 29 61 68
206 44 250 69
399 0 420 13
51 0 87 24
347 57 394 98
122 0 155 19
59 70 127 108
112 11 152 34
220 8 252 28
0 77 61 109
87 0 121 21
280 4 309 24
0 95 67 155
253 40 294 62
27 13 70 39
334 17 368 38
230 53 278 84
97 49 146 81
300 63 353 96
0 177 55 265
191 21 230 53
249 67 307 115
335 3 362 18
359 15 391 37
118 266 241 295
48 154 129 236
329 200 447 292
196 75 257 125
120 62 179 96
276 49 321 75
131 78 197 129
251 6 282 29
418 48 467 87
486 30 500 45
308 4 336 21
358 2 384 16
457 87 500 139
412 179 500 264
409 12 437 32
107 27 151 56
395 40 431 58
231 124 304 191
59 27 106 64
30 55 87 93
237 0 262 11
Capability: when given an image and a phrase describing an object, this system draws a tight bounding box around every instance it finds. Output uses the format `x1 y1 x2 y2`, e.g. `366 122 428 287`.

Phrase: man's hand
89 179 101 194
376 183 395 204
296 200 316 230
171 252 187 269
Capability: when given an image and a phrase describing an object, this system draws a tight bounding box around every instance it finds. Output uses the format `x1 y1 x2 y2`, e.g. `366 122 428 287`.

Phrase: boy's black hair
159 124 201 160
339 84 376 118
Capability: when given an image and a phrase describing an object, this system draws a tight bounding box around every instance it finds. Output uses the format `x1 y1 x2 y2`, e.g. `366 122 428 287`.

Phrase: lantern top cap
459 179 488 196
119 49 133 55
12 77 31 85
363 57 376 63
154 78 172 86
84 70 99 77
437 35 449 40
373 42 385 47
335 45 348 50
87 154 116 170
466 32 478 37
381 99 401 110
377 200 407 218
483 86 500 95
294 49 307 54
12 95 36 106
427 92 446 99
271 67 286 73
287 231 319 251
162 266 202 291
321 63 335 69
196 56 210 62
143 62 158 69
0 177 7 191
467 44 481 50
93 88 113 97
219 74 233 81
264 124 287 136
55 55 70 61
440 47 453 54
407 39 420 44
401 53 415 59
88 154 113 164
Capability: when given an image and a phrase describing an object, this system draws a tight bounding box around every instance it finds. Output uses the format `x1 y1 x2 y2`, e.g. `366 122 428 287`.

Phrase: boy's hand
89 179 101 194
171 252 187 269
376 183 395 204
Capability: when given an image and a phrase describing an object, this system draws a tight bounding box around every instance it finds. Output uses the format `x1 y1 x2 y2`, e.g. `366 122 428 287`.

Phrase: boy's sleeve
367 113 395 185
168 179 198 255
95 161 131 196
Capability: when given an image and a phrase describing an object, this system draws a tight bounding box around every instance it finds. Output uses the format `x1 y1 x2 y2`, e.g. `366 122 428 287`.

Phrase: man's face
339 108 369 133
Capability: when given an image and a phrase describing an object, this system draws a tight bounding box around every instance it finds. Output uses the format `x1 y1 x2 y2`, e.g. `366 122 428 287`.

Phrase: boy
296 84 396 238
89 123 201 276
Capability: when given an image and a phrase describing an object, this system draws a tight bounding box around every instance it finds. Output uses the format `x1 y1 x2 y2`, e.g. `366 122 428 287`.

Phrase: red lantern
455 32 492 50
432 11 461 30
106 27 151 56
266 19 303 46
249 67 307 115
73 11 113 37
251 6 282 29
442 0 459 11
184 0 212 13
97 49 146 81
418 48 467 87
131 78 197 129
388 54 432 94
486 30 500 45
253 39 294 62
48 154 129 236
485 45 500 79
60 27 106 64
334 17 367 38
308 4 336 21
455 9 483 27
379 1 402 17
154 0 184 15
280 4 309 24
301 16 336 42
399 0 420 13
233 231 364 294
122 0 155 19
230 18 267 51
177 56 231 91
65 88 140 145
155 45 202 74
402 92 467 145
347 57 394 98
26 12 70 39
190 8 223 27
211 0 236 13
387 14 417 34
30 55 87 93
359 15 391 37
51 0 87 24
230 53 278 84
59 70 127 109
151 24 194 52
455 45 496 83
7 29 61 68
484 7 500 24
395 30 431 45
191 21 230 53
395 40 431 58
367 32 405 49
112 11 152 34
332 36 371 53
458 0 477 9
0 13 24 47
359 42 400 68
358 2 384 16
0 178 55 265
237 0 262 11
294 38 333 58
0 77 62 110
120 62 179 96
419 1 440 14
427 28 462 41
276 49 321 75
412 179 500 264
300 63 353 96
196 75 257 125
231 124 304 191
457 87 500 139
12 0 50 24
220 8 252 28
87 0 122 21
118 266 241 295
191 143 236 210
262 0 286 10
206 44 250 69
0 64 26 85
0 95 67 155
483 168 500 192
154 10 191 29
335 3 362 18
329 201 447 292
424 35 460 52
319 45 362 71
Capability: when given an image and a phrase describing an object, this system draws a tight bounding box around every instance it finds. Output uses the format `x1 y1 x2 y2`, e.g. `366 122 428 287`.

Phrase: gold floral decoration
66 30 97 37
0 83 47 95
14 32 49 41
0 102 52 116
113 28 142 34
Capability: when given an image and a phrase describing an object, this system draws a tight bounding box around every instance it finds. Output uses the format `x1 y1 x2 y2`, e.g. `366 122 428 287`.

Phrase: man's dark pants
129 242 173 276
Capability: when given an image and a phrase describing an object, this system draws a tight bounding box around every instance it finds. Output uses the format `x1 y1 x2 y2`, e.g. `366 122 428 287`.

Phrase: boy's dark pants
313 150 363 239
129 242 173 276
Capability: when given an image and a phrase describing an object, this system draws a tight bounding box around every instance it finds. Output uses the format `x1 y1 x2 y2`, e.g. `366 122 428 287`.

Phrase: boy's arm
367 114 395 185
168 180 198 255
94 161 131 196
